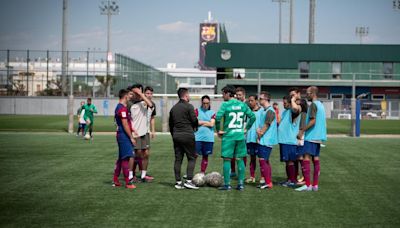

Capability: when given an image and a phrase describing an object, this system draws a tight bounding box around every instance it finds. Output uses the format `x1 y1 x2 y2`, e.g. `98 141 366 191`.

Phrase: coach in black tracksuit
169 88 199 188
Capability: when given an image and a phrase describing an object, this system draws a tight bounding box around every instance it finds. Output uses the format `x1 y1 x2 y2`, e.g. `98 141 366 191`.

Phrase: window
36 84 41 92
332 62 341 79
299 62 309 79
206 77 215 85
371 94 385 100
330 93 344 99
383 62 393 79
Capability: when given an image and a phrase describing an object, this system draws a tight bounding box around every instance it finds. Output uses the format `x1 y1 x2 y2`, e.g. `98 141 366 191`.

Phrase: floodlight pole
272 0 288 43
289 0 294 43
355 26 369 44
61 0 68 97
351 74 356 137
309 0 315 44
100 0 119 97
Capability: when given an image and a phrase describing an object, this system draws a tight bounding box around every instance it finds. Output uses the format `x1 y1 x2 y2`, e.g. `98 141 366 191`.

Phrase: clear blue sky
1 0 399 67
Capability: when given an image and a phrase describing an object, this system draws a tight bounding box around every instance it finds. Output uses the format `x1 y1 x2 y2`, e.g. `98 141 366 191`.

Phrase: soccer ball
84 133 91 140
192 173 206 187
205 171 223 187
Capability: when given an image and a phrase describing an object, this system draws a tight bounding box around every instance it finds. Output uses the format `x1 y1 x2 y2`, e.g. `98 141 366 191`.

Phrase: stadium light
99 0 119 97
272 0 288 43
393 0 400 10
355 26 369 44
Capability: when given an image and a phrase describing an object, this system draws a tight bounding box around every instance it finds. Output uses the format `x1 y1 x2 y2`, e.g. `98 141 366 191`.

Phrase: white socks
141 170 147 179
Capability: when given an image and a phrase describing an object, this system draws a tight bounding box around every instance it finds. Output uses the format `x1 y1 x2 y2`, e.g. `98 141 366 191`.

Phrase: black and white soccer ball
205 171 223 187
192 173 206 187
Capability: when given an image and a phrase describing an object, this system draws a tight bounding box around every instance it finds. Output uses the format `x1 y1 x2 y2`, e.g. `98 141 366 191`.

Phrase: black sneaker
218 185 232 191
236 184 244 191
174 181 184 189
183 180 199 189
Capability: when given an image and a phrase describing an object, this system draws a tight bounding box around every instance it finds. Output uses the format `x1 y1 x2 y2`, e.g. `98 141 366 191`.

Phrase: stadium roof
205 43 400 69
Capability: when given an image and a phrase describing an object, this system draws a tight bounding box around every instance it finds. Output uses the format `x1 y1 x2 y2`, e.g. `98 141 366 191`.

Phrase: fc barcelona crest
201 25 216 41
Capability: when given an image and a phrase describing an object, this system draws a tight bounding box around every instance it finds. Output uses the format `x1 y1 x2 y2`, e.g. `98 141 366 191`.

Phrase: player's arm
169 110 174 136
302 103 317 133
244 106 256 131
121 118 136 146
201 113 216 128
297 113 307 139
257 110 275 138
133 88 153 108
290 96 301 114
188 104 199 131
215 103 226 134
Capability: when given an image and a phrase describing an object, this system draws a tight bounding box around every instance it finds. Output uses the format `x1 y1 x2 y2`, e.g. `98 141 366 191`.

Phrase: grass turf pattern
0 133 399 227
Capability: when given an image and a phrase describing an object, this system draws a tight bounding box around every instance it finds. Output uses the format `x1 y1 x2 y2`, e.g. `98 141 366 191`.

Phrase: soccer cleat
297 176 304 182
236 184 244 191
296 180 306 185
218 185 232 191
112 181 121 187
281 181 296 188
141 177 152 183
245 177 256 183
126 183 136 189
129 176 139 183
174 181 185 189
295 185 312 192
259 182 273 189
144 175 154 180
184 180 199 189
230 172 237 178
312 185 319 192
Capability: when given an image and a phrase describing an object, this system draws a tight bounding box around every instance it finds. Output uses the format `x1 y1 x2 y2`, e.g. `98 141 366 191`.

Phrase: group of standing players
192 85 327 191
112 83 327 192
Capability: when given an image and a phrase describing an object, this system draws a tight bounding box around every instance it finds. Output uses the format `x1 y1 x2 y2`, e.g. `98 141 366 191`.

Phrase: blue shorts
304 141 321 157
196 141 214 156
257 145 272 160
280 144 297 162
79 123 86 129
246 142 258 156
296 146 305 157
117 135 134 160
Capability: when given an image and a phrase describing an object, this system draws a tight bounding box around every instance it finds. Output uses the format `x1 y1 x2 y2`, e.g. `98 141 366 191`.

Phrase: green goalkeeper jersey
215 98 255 140
83 104 97 120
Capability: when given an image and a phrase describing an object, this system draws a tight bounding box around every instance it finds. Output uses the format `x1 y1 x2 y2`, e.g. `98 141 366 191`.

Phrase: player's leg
84 118 91 136
81 124 86 136
140 134 151 181
182 137 198 189
246 143 256 183
220 139 234 190
117 138 136 189
295 141 313 191
173 139 185 189
312 143 321 191
113 159 122 186
88 118 93 137
201 142 213 173
76 123 82 136
257 145 273 189
235 140 247 190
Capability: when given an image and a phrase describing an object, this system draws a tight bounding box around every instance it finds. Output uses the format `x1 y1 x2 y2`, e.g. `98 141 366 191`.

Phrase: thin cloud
157 21 195 33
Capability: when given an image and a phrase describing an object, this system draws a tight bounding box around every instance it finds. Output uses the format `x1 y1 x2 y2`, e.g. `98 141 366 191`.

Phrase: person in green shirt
215 85 255 191
83 98 98 138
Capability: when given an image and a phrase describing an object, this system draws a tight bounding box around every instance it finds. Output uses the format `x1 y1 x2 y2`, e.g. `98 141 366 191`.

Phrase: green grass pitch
0 133 399 227
0 115 400 134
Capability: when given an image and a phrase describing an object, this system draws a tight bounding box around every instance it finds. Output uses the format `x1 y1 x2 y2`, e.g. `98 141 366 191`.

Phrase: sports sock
200 156 208 173
237 159 245 185
285 162 290 181
288 163 296 183
303 160 311 186
141 170 147 179
313 160 320 186
250 156 256 178
230 158 236 173
259 160 269 183
266 160 272 185
294 161 299 179
243 156 247 167
122 160 130 184
89 128 92 137
83 124 89 135
113 159 121 182
137 157 143 170
223 159 231 186
129 171 134 180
